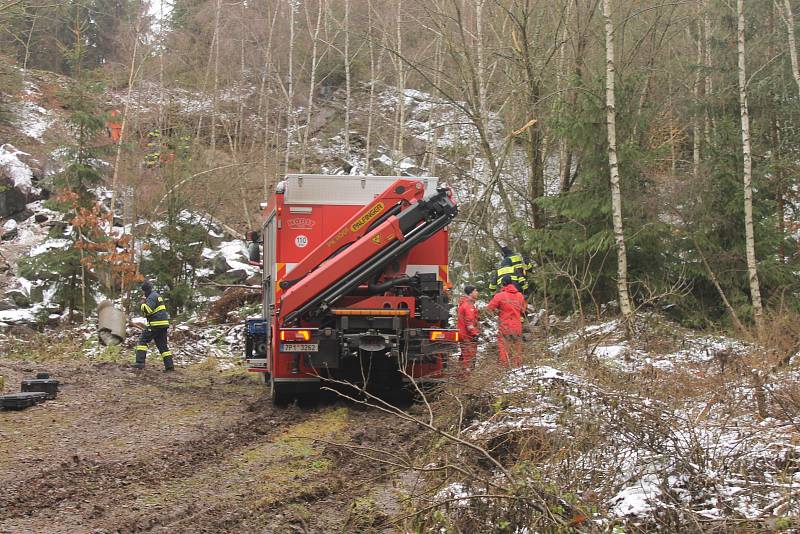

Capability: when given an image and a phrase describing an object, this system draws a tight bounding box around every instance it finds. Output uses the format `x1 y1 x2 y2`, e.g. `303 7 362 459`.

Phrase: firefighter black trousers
135 326 173 369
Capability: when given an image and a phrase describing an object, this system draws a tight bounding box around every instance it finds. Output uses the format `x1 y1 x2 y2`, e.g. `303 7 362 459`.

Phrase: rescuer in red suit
487 276 527 367
457 285 480 371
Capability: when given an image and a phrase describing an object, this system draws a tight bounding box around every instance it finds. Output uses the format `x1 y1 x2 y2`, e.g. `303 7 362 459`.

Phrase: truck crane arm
279 178 426 290
281 187 457 325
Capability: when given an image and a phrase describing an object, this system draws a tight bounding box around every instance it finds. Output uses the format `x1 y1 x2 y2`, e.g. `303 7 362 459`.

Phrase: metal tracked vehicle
243 175 459 405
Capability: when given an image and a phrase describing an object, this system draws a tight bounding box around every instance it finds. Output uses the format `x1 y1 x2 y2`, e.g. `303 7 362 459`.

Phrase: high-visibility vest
141 291 170 326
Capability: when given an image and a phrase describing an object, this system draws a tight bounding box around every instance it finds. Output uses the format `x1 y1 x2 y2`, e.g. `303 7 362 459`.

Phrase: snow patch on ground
458 320 800 527
12 100 53 142
29 238 71 256
0 144 40 194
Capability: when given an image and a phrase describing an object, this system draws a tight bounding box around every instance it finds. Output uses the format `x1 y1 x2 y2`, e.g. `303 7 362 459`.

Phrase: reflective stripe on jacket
141 290 170 326
489 264 529 292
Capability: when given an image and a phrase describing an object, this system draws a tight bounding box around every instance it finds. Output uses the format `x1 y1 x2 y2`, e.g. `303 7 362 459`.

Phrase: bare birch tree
343 0 351 157
602 0 633 322
299 0 324 171
284 0 296 173
394 0 406 164
210 0 221 152
109 9 146 221
777 0 800 97
736 0 765 330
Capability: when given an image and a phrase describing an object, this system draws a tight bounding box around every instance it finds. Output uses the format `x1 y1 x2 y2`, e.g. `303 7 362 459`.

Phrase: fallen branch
198 281 260 290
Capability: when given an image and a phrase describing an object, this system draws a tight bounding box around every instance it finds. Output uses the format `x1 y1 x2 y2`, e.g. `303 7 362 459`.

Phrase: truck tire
270 378 292 406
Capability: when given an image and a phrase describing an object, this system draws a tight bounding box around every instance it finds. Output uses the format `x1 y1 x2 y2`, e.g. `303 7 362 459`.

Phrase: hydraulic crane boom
281 187 457 325
279 178 426 290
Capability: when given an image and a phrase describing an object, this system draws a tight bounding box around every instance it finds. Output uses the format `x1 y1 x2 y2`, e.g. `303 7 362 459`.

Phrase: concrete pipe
97 300 127 346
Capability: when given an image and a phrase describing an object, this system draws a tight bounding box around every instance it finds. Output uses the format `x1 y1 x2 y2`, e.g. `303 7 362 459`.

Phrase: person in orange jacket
486 276 527 367
107 110 122 142
457 285 480 371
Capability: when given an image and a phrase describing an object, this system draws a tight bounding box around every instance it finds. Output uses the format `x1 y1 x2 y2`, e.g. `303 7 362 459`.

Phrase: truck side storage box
21 379 60 399
1 392 48 410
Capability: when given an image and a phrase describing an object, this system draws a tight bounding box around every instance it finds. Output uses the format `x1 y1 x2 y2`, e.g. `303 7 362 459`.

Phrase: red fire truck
244 174 460 405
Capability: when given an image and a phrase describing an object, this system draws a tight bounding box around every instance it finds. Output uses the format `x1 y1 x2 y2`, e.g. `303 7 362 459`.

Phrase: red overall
457 295 479 370
487 284 526 367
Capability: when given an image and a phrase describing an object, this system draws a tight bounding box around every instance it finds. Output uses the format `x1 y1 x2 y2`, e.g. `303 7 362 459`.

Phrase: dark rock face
213 254 228 274
7 289 30 308
0 176 28 218
225 269 248 283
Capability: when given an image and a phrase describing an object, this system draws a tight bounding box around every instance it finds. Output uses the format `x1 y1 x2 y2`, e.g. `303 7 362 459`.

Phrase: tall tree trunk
237 0 246 152
365 0 377 174
736 0 765 331
692 19 702 177
603 0 633 322
393 0 405 163
210 0 221 153
261 3 279 195
300 0 324 172
343 0 351 158
284 0 296 173
703 0 712 146
779 0 800 96
109 14 142 225
428 32 443 175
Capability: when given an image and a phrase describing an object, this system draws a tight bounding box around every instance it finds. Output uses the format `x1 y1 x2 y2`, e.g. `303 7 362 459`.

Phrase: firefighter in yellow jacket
134 281 174 371
489 246 531 294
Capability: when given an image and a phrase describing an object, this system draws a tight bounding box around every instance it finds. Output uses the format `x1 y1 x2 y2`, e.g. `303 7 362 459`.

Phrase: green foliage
52 35 107 201
0 0 139 74
528 75 680 315
140 218 211 314
19 245 98 316
14 17 108 320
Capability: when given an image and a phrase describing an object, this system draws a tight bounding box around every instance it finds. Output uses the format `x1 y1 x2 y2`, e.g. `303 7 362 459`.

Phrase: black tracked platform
21 379 60 399
0 392 49 410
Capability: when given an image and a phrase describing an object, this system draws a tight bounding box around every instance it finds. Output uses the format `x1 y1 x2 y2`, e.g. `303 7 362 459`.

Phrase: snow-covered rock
0 144 40 195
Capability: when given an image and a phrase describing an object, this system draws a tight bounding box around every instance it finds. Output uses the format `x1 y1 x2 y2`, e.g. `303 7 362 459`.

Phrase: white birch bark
692 19 702 177
284 0 296 173
261 4 279 196
393 0 405 163
778 0 800 97
300 0 324 172
703 1 712 146
736 0 765 329
211 0 221 152
109 10 143 225
343 0 351 157
364 0 377 174
602 0 633 321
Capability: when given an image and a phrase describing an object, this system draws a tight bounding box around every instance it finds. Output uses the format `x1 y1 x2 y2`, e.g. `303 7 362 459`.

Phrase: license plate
281 343 319 352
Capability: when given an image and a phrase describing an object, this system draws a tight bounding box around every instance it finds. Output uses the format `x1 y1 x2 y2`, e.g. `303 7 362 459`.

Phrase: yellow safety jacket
141 290 170 327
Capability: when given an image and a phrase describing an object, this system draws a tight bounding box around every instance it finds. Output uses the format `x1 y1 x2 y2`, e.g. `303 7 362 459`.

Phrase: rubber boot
133 352 146 370
163 356 175 372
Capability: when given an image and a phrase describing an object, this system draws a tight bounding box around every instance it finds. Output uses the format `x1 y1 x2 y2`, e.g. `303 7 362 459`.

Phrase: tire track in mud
107 407 415 533
1 356 423 534
103 405 417 532
0 397 302 527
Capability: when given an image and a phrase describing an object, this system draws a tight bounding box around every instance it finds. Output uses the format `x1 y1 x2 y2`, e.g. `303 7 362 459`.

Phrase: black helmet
501 275 513 287
500 245 513 257
141 280 153 295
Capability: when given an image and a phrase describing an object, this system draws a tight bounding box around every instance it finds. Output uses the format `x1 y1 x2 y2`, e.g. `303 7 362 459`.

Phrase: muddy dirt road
0 359 419 533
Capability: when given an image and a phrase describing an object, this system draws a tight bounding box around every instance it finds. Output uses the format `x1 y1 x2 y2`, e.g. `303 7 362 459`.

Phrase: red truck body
244 175 459 404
